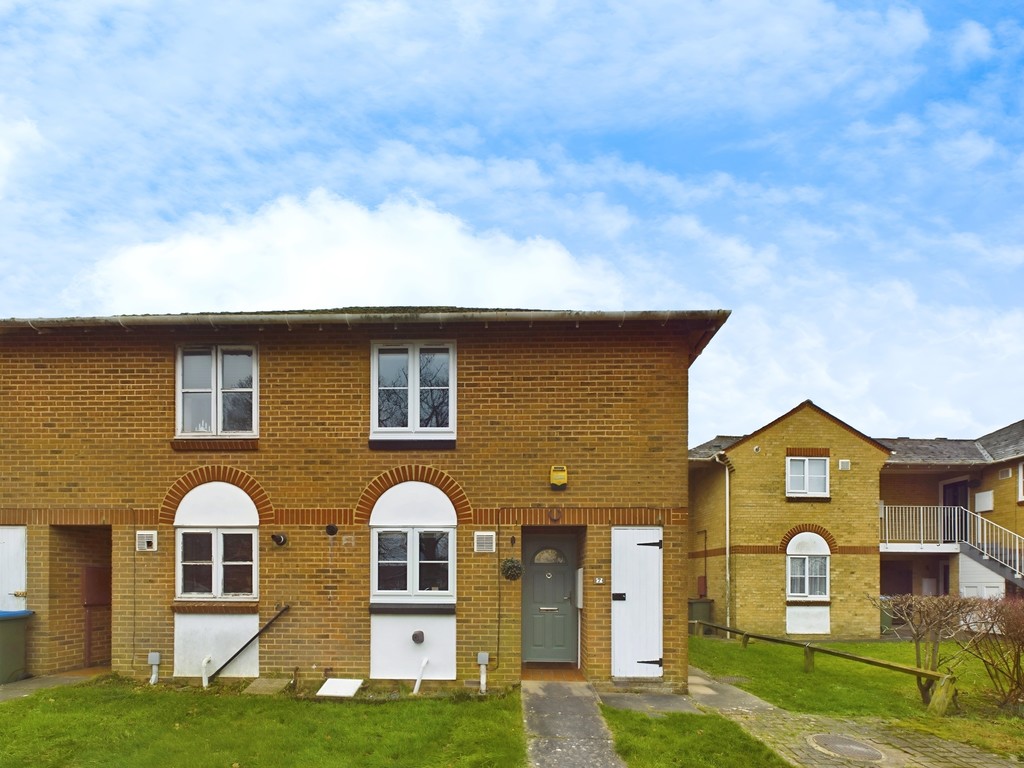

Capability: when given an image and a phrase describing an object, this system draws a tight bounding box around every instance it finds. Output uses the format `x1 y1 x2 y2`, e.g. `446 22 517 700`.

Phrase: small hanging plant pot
500 558 524 581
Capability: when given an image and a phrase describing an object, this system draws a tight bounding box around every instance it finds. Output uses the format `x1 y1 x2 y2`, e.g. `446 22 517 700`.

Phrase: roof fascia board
2 308 730 332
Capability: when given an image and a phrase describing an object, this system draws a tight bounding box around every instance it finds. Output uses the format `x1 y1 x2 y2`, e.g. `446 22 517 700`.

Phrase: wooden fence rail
691 619 948 681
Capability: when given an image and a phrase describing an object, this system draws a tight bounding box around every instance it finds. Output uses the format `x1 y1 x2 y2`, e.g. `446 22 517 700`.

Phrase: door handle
10 591 27 598
612 593 626 601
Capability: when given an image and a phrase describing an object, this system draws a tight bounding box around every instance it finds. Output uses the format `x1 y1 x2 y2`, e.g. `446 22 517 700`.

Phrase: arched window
532 548 567 564
174 482 259 600
369 482 457 603
786 532 830 599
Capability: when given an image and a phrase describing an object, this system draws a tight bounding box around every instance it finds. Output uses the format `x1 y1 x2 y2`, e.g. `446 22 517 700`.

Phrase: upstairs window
177 346 257 437
371 342 456 441
786 457 829 498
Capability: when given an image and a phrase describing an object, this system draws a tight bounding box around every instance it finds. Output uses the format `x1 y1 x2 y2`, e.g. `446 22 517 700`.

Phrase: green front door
522 534 578 663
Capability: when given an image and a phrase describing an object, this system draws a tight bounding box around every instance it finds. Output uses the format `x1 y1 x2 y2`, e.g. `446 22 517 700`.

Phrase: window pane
789 556 806 594
419 389 449 428
182 350 212 389
788 459 805 492
419 562 449 591
378 564 408 591
419 349 449 388
808 556 828 577
182 564 213 593
378 532 408 562
183 392 212 432
222 351 253 389
222 533 253 562
222 564 253 594
419 531 449 561
378 389 408 428
377 349 409 387
182 532 213 562
808 459 828 493
222 392 253 431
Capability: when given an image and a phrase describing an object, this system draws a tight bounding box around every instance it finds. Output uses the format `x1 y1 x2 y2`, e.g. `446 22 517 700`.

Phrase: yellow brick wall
1 318 696 686
689 404 889 638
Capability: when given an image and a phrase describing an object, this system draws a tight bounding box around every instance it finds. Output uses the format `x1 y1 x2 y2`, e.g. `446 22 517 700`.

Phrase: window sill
172 601 259 614
786 599 831 607
368 439 456 451
171 438 259 451
369 603 456 615
785 495 831 503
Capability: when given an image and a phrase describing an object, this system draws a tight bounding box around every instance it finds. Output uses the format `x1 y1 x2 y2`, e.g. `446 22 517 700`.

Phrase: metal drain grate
809 734 885 762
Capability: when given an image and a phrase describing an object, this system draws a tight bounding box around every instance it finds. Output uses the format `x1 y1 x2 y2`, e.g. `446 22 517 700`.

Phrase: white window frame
1018 462 1023 502
787 554 830 599
176 345 259 437
370 341 456 441
786 457 830 498
175 527 259 600
786 532 830 601
370 526 456 603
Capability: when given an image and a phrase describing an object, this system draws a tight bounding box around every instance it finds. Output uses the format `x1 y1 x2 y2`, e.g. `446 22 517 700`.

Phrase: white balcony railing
880 504 1024 578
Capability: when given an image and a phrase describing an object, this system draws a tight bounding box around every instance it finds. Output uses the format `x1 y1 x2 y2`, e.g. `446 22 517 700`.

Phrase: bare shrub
871 594 973 705
956 597 1024 714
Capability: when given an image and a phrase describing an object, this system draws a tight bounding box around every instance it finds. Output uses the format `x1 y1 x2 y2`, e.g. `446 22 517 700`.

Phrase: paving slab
521 681 625 768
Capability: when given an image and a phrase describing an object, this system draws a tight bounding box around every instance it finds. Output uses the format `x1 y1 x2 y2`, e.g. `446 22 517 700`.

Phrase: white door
611 527 663 678
0 526 28 611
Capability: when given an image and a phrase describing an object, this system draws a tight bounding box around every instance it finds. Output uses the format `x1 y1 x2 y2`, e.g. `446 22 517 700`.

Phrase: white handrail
880 505 1024 578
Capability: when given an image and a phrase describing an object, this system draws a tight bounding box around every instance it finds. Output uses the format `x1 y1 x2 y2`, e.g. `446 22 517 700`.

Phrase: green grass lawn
602 706 794 768
0 677 527 768
690 634 1024 759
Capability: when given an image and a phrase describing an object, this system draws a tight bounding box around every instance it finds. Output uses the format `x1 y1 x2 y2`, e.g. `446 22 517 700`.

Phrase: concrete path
523 670 1019 768
521 680 626 768
682 668 1019 768
0 666 109 703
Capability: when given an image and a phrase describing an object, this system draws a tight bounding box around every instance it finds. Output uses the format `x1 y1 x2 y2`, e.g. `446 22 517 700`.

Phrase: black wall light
271 533 288 547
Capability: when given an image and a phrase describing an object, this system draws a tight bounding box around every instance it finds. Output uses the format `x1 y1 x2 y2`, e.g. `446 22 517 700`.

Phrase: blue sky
2 1 1022 446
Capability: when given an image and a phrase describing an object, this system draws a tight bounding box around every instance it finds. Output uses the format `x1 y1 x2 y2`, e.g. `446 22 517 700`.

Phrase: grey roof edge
1 308 731 332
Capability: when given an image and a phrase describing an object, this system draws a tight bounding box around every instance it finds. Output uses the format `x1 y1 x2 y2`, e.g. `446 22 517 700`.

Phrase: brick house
689 400 1024 639
0 307 728 688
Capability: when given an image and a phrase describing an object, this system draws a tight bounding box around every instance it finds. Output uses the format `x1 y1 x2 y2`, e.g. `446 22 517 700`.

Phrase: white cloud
951 20 994 69
690 281 1024 445
71 190 629 314
0 114 43 196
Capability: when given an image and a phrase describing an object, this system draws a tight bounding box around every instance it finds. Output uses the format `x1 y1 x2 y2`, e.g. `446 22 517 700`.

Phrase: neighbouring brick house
689 400 1024 639
0 307 728 689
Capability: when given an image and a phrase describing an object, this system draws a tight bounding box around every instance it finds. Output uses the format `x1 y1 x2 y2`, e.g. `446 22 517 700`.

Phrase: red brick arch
779 524 837 553
354 465 472 524
159 466 275 525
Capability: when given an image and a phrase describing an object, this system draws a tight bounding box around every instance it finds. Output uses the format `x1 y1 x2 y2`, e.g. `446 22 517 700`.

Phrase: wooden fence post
804 644 815 673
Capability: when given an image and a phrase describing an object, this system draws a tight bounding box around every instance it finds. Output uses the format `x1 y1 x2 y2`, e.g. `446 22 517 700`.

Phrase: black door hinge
637 540 663 548
638 657 663 667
